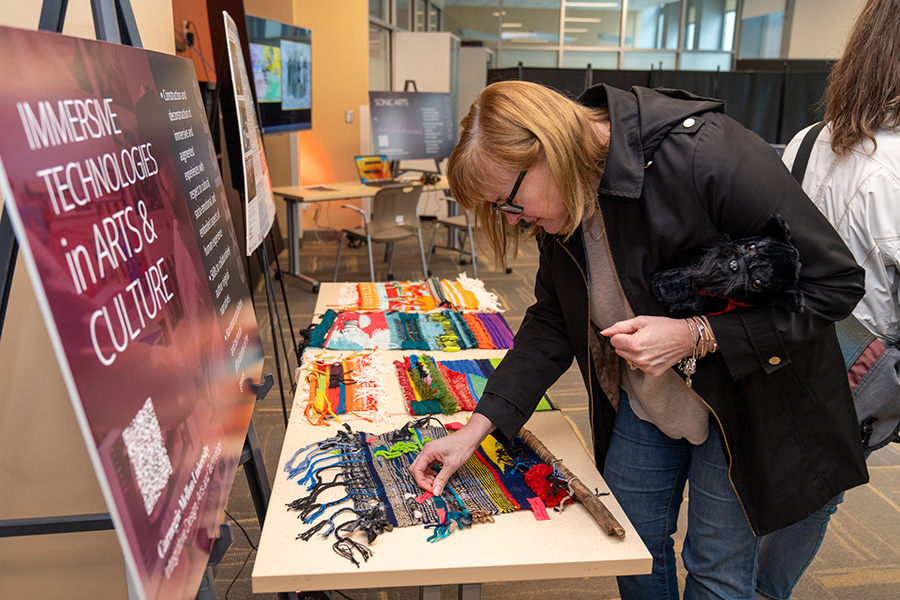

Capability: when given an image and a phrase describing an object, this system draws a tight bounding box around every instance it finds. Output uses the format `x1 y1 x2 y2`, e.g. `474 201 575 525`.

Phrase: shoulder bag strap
790 122 879 362
790 121 827 185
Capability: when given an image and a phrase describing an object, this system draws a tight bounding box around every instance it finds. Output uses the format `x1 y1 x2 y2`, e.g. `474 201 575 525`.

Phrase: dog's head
696 214 804 311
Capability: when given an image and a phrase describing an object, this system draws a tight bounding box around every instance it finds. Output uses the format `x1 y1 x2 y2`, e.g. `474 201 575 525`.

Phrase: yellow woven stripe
464 455 517 512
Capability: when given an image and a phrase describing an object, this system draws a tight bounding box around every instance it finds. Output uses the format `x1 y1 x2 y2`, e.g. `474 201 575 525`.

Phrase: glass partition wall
443 0 780 71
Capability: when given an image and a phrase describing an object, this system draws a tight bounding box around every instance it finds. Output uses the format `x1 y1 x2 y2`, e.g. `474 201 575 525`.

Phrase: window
626 0 682 50
429 3 442 31
739 9 785 59
622 51 677 70
564 0 621 48
499 49 559 68
683 0 737 52
369 0 387 21
369 24 391 91
416 0 427 31
417 0 745 72
444 0 501 45
397 0 412 31
561 50 619 69
505 0 561 48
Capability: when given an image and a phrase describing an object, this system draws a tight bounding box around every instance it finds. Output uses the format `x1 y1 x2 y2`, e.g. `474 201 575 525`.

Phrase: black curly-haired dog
650 214 804 318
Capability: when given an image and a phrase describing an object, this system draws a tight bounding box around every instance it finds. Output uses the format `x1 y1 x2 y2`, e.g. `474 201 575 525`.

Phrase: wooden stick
518 427 626 539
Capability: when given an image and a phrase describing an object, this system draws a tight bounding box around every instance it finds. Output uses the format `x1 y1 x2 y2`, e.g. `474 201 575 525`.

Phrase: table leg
282 197 320 292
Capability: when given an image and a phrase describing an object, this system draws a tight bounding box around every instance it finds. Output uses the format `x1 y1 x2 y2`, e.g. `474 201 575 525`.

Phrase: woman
410 79 868 599
756 1 900 598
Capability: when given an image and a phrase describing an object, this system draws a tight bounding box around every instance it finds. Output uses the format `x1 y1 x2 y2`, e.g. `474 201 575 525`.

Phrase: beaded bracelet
677 318 699 388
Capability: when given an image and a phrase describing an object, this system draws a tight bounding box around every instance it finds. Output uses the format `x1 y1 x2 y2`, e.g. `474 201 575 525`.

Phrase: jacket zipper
556 230 757 535
556 238 597 457
695 394 756 534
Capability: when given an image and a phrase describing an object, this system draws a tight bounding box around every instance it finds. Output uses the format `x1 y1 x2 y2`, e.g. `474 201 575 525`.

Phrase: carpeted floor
214 222 900 600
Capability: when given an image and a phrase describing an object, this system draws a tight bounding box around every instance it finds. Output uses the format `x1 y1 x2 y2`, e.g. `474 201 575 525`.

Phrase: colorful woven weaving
394 355 555 415
284 419 572 566
308 309 514 352
336 274 503 313
299 350 389 425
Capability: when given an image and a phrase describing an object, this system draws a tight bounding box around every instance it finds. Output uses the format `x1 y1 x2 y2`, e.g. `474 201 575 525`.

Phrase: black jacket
475 84 868 535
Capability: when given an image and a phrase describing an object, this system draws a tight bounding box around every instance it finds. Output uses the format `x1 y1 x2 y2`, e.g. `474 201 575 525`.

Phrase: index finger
600 318 639 337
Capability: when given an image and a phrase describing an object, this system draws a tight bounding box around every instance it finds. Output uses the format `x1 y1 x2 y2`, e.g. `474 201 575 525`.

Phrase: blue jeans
754 492 844 600
604 395 760 600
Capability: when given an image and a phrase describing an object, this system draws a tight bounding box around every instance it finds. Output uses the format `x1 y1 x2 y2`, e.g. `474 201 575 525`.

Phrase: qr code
122 398 173 515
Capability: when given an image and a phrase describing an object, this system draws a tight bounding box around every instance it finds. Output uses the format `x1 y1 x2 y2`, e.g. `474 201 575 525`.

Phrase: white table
272 178 449 292
251 283 651 596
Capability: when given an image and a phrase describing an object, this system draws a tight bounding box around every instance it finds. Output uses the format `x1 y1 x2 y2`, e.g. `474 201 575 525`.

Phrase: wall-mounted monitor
245 14 311 134
369 91 456 161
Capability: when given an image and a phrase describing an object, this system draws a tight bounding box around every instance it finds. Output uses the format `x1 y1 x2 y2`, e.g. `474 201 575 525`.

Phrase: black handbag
791 122 900 451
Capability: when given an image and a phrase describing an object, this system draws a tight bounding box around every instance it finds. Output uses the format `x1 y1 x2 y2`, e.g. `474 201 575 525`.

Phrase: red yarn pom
524 464 572 508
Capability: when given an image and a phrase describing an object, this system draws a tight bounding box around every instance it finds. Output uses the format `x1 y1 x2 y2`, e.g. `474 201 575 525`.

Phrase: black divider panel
488 68 520 84
716 71 783 143
489 67 587 99
650 70 718 98
781 71 829 144
486 67 830 144
590 69 652 92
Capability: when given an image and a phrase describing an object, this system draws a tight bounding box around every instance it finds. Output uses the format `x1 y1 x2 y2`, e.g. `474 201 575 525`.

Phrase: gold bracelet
699 315 718 353
691 316 708 359
685 317 698 348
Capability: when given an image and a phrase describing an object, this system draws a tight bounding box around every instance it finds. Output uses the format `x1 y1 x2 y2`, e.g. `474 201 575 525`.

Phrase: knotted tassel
332 520 373 567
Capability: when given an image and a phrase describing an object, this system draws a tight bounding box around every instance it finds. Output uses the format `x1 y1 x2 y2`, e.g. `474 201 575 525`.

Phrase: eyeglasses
492 170 527 214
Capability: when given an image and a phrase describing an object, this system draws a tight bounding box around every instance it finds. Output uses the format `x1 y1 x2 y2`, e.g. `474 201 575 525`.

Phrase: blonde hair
448 81 608 262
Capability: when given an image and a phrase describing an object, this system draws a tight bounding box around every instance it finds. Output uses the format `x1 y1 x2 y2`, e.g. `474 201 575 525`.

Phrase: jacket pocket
764 362 807 402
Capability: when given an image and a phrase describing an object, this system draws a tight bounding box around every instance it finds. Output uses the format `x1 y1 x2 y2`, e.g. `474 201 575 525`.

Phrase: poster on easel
223 11 276 256
0 25 264 600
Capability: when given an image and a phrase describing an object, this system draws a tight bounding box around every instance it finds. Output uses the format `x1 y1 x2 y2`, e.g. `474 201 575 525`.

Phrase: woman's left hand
601 316 694 377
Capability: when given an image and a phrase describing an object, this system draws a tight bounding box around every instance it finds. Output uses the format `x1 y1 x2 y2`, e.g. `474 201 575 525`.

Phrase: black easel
0 3 283 599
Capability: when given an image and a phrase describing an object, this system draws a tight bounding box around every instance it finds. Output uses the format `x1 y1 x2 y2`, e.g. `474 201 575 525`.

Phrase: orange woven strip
462 313 494 348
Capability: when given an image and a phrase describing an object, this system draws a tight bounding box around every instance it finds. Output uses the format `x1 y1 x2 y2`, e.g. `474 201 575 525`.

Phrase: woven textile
394 355 555 415
336 274 503 313
309 309 514 352
299 350 390 425
284 419 571 566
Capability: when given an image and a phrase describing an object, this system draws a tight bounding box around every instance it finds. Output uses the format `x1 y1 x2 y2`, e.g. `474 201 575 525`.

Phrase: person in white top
782 125 900 345
756 1 900 598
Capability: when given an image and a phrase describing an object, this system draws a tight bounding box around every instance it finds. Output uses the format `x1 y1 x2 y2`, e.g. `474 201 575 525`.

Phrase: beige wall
293 0 370 234
0 0 174 52
786 0 865 59
0 1 173 598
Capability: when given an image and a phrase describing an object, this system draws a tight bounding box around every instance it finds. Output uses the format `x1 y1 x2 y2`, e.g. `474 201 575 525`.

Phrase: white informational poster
224 11 276 256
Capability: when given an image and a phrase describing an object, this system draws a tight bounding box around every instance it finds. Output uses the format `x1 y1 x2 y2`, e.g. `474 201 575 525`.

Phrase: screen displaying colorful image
249 42 281 103
354 155 391 184
245 15 311 133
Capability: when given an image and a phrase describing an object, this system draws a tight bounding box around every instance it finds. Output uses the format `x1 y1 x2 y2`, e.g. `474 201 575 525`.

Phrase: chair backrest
368 185 423 235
